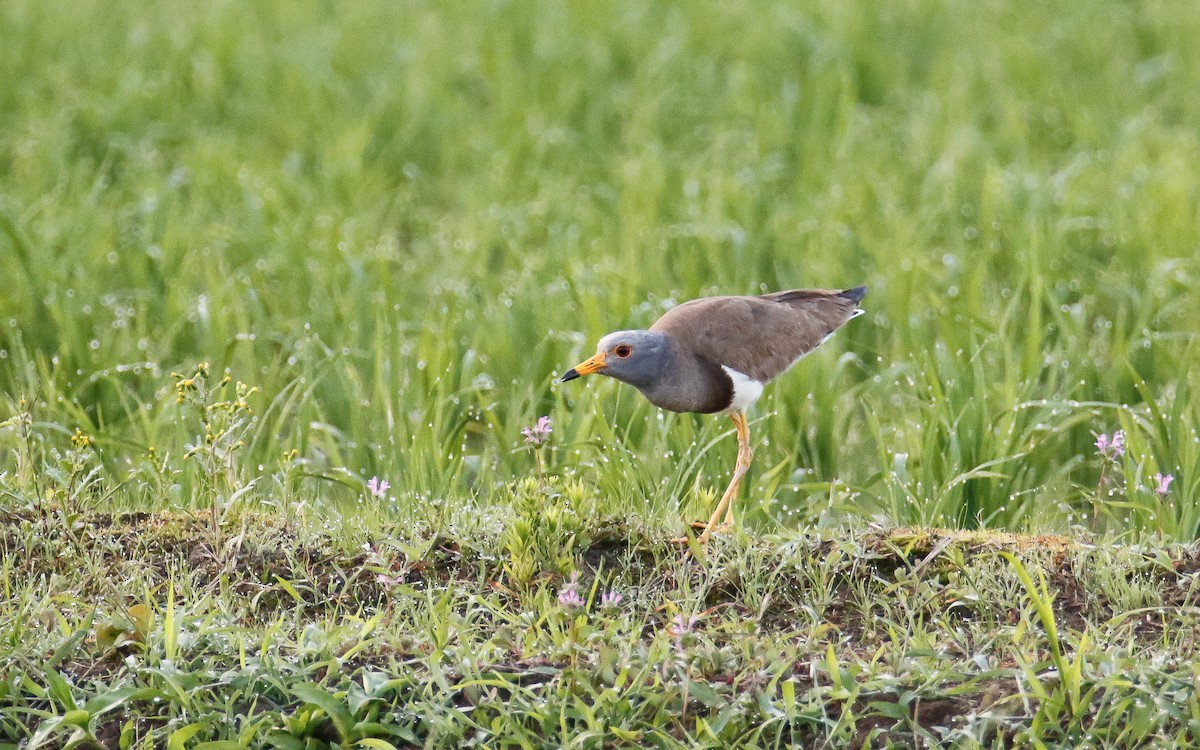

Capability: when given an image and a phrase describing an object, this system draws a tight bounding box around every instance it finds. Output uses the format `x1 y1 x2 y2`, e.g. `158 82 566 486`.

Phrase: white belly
721 366 764 412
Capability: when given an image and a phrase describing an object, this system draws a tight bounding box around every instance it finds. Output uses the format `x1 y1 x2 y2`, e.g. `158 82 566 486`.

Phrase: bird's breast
720 366 764 412
639 356 735 414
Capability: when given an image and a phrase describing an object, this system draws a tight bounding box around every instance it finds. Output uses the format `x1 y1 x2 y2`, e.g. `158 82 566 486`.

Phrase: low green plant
501 477 592 587
173 364 259 538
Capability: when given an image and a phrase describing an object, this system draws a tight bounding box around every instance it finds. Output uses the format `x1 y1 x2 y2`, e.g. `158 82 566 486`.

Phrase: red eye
614 345 633 358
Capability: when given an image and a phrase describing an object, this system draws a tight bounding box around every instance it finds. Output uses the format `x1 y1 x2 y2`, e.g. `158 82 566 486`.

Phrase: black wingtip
841 285 868 304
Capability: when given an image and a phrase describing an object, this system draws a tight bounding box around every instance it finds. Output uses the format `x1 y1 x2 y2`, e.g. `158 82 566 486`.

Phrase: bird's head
561 330 669 389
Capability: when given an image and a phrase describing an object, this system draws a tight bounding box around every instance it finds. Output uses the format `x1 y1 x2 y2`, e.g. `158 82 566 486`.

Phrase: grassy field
2 0 1200 746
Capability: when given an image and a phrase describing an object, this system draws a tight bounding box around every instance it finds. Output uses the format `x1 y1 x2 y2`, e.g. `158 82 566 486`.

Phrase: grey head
560 330 671 390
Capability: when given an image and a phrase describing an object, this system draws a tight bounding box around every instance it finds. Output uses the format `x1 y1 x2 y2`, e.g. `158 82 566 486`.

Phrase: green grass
7 513 1200 748
2 0 1200 746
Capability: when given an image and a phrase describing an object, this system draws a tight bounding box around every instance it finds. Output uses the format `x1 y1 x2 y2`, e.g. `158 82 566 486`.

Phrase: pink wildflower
1153 473 1174 498
558 572 584 610
1095 430 1125 459
522 416 553 445
601 590 624 610
366 476 390 498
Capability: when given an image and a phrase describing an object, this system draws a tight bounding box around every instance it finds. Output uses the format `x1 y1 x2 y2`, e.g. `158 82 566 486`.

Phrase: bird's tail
840 286 868 304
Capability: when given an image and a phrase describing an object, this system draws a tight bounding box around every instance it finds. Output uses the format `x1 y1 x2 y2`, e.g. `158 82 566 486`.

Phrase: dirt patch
7 511 1200 651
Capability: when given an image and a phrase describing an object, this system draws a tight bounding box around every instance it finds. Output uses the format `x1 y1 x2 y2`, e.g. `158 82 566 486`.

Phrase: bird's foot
688 519 734 530
671 523 733 545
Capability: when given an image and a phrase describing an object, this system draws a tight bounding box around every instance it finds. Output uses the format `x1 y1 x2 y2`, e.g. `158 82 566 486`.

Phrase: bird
561 286 867 543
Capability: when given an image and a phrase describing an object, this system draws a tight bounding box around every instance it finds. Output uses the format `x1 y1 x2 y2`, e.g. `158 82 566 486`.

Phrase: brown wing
649 289 863 383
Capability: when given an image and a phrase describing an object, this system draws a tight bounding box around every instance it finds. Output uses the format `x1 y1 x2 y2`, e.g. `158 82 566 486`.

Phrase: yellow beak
561 351 607 382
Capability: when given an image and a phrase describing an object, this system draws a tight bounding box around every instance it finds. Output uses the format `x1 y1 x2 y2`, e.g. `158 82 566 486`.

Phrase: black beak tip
560 369 580 383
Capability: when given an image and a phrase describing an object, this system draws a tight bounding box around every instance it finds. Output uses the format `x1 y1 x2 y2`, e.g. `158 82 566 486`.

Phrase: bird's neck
639 336 732 414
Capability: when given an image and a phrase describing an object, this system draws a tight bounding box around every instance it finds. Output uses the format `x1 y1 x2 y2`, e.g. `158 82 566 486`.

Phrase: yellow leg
719 417 747 528
675 411 752 544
